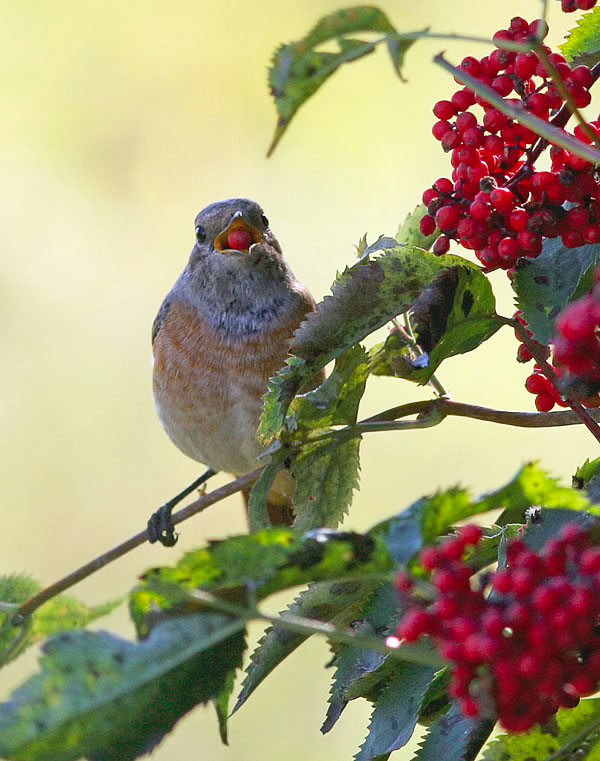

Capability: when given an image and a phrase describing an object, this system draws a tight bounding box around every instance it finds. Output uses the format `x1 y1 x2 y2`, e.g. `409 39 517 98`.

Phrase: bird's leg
147 468 217 546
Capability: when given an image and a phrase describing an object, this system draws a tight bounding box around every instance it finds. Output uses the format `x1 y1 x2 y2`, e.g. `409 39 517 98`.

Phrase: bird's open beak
214 211 263 254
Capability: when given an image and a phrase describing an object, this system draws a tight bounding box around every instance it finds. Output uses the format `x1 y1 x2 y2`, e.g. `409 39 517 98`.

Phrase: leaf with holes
267 7 416 155
410 265 502 383
561 8 600 66
512 237 600 344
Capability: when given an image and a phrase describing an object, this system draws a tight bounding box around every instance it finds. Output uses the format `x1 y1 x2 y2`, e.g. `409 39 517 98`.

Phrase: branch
360 398 600 429
13 469 262 623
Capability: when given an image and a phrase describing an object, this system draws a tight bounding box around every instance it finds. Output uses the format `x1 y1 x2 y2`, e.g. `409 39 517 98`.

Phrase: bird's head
189 198 283 269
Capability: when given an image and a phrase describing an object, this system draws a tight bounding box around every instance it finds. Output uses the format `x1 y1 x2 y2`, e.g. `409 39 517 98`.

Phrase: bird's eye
261 214 269 228
195 225 207 243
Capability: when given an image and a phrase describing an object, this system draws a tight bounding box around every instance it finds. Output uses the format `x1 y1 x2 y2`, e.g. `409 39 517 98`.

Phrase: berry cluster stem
507 316 600 444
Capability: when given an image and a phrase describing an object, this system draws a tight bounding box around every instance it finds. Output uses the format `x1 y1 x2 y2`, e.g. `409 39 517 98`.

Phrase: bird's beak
214 210 263 254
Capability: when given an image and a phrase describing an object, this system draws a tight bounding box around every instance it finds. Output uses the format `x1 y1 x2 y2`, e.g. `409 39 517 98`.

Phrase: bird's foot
147 504 178 547
147 469 217 547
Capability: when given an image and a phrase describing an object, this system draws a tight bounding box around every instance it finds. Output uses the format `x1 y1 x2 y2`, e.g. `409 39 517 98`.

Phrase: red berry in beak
227 229 253 251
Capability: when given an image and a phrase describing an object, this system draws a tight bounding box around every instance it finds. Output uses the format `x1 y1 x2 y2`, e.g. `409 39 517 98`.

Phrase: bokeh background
0 1 591 758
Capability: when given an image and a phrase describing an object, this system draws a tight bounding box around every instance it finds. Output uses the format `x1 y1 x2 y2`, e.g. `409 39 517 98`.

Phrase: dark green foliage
290 435 361 530
0 615 246 761
355 662 437 761
267 6 418 154
235 578 380 713
512 237 600 344
413 702 494 761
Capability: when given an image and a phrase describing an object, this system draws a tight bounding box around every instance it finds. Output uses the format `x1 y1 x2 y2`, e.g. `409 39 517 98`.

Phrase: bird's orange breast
152 298 305 475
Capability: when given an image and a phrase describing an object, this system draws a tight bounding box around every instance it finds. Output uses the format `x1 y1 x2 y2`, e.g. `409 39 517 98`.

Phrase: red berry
535 392 555 412
490 187 514 210
433 235 450 255
433 100 457 120
420 215 436 236
227 229 253 251
435 205 461 231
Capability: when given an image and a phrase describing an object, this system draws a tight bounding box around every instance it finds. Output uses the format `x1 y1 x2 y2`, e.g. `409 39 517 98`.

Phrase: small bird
150 198 320 544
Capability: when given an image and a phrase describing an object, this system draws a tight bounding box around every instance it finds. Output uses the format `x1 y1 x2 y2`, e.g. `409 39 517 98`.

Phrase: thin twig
12 469 262 623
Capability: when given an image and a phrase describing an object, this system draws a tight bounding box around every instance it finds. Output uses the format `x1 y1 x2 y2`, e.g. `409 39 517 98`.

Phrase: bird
149 198 321 544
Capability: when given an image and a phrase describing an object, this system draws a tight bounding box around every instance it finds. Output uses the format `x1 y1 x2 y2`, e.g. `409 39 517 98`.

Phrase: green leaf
396 204 439 250
212 670 235 745
131 528 393 634
0 614 246 761
354 662 437 761
260 246 472 444
561 8 600 66
289 344 370 429
357 235 401 262
0 575 120 669
247 448 288 532
373 488 474 564
417 668 451 726
368 330 416 379
234 577 379 713
512 237 600 344
482 698 600 761
522 508 600 554
481 462 593 524
291 435 361 531
322 583 401 734
413 702 494 761
574 457 600 504
292 247 458 365
267 7 415 155
411 266 502 383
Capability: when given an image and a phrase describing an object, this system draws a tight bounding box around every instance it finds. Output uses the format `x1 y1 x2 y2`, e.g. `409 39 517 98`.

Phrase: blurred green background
0 1 592 758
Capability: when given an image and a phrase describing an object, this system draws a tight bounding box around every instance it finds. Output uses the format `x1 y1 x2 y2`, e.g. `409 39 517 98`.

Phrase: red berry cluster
420 16 599 270
396 523 600 731
525 364 569 411
560 0 597 11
